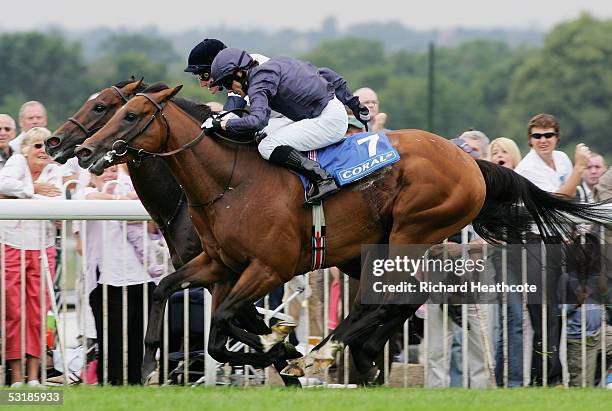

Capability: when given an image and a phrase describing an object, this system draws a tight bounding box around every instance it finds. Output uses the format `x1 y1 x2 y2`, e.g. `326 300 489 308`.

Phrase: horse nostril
76 147 92 160
46 136 61 148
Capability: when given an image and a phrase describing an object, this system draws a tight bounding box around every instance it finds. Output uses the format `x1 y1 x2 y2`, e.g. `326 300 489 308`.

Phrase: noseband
101 92 181 165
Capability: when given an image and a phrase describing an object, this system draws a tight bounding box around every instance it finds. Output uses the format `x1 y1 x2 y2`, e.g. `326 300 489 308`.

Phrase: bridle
67 86 130 138
99 92 253 206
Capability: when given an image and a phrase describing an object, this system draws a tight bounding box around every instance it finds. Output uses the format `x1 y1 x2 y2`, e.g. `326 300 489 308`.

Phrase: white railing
0 200 609 388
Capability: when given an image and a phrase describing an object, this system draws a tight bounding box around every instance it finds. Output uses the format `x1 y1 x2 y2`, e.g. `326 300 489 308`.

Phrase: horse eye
125 112 137 122
93 104 106 113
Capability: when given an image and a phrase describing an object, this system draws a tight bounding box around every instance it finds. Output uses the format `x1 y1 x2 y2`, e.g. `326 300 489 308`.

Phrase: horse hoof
280 359 305 377
311 356 335 374
142 370 158 386
272 319 297 335
141 360 157 385
364 367 381 386
260 320 297 352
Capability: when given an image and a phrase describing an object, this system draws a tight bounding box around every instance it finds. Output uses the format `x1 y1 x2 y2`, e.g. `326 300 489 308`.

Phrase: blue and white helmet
210 48 254 88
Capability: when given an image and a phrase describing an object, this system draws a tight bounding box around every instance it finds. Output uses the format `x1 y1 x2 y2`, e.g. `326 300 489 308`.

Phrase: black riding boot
269 145 339 205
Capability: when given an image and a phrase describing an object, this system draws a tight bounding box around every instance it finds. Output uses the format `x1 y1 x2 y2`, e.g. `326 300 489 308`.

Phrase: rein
103 96 254 165
101 92 252 206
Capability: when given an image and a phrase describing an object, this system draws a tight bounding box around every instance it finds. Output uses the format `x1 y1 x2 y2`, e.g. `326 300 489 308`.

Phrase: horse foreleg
142 252 230 384
349 304 419 385
214 262 292 353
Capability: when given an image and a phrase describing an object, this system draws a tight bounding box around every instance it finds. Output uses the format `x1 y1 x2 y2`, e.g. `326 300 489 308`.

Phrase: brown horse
45 79 311 385
75 84 610 382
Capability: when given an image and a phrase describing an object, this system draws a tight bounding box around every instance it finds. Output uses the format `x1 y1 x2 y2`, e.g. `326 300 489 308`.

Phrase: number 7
357 134 380 157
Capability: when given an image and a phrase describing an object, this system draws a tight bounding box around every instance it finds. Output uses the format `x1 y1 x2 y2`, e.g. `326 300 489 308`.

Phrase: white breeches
258 97 348 159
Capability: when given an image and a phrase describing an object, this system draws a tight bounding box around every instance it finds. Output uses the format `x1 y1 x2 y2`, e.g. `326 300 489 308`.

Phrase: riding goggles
196 69 212 82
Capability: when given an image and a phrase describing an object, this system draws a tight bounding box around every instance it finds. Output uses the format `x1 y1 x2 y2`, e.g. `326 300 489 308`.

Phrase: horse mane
141 82 212 122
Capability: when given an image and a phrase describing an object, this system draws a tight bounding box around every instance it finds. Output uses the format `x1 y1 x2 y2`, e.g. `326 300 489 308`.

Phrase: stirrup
304 179 339 205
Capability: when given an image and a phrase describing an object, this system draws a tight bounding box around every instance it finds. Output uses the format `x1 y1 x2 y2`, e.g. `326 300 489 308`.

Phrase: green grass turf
9 386 612 411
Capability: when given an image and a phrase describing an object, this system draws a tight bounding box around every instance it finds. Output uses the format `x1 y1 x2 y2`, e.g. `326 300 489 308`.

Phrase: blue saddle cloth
299 131 400 190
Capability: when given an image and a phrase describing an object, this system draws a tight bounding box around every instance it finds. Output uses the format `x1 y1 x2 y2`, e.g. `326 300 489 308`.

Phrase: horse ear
158 85 183 103
135 76 144 89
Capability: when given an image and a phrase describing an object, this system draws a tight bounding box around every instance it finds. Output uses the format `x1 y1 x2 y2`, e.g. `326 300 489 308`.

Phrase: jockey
184 38 269 111
208 48 370 205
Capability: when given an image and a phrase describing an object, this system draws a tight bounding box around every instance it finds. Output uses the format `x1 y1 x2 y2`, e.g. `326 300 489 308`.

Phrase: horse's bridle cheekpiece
68 86 131 139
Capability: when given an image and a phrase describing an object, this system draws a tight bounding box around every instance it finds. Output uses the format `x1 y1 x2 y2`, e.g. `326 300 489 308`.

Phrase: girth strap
311 203 326 270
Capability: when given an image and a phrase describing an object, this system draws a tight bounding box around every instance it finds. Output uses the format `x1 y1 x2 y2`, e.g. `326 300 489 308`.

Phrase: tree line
0 13 610 157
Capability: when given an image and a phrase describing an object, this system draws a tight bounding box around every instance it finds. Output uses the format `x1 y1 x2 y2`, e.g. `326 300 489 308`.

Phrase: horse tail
472 159 610 243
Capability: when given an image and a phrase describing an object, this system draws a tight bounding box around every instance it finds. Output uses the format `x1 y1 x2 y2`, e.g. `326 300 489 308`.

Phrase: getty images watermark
360 243 612 305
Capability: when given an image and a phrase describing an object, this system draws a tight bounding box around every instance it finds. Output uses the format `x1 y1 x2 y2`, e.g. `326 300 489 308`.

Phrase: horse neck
163 103 237 206
127 158 183 222
127 158 202 268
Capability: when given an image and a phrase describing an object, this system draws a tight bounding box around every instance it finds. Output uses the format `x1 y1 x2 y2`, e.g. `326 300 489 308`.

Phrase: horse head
76 83 184 175
46 77 145 163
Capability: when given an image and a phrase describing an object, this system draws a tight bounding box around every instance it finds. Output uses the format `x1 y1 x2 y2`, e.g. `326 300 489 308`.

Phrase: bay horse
74 84 610 383
49 80 424 384
46 80 304 386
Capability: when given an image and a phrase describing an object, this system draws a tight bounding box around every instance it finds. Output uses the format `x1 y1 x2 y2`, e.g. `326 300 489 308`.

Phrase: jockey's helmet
184 38 227 73
210 48 253 89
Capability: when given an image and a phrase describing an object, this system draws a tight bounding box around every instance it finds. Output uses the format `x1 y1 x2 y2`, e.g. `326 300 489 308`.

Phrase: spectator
487 137 524 387
514 113 590 385
487 137 522 169
425 232 496 388
116 164 165 279
0 114 17 170
354 88 387 132
426 129 495 388
75 165 156 385
515 113 590 197
577 154 606 202
593 168 612 389
0 127 63 387
563 152 608 387
564 295 606 387
457 129 490 159
10 101 47 154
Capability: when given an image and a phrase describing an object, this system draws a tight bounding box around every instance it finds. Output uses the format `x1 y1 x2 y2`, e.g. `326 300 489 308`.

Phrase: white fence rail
0 200 610 388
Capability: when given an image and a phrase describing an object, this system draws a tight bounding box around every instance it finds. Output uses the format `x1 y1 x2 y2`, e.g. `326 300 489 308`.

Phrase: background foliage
1 13 610 157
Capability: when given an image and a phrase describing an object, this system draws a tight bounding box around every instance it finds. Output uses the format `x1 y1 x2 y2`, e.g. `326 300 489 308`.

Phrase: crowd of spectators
0 86 611 389
0 102 164 387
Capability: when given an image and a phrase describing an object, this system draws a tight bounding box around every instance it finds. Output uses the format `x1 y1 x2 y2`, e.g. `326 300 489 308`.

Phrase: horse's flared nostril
75 146 93 160
45 136 61 148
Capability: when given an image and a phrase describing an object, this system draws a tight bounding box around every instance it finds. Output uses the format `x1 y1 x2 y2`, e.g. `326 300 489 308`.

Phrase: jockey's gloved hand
202 116 224 134
354 104 370 127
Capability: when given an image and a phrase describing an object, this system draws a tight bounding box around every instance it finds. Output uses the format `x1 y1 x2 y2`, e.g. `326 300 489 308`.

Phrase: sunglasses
33 143 44 149
197 70 211 82
530 132 557 140
0 126 13 132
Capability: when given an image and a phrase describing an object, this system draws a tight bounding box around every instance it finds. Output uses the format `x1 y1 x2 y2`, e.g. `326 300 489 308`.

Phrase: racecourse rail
0 198 609 388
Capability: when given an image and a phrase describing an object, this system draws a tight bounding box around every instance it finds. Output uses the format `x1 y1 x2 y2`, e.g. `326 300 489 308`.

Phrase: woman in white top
75 165 156 385
0 127 63 387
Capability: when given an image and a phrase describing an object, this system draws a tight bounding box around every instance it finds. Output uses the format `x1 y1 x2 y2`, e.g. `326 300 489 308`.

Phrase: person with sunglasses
515 113 590 197
184 38 270 112
208 47 369 205
0 114 17 170
514 113 591 387
0 126 63 387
